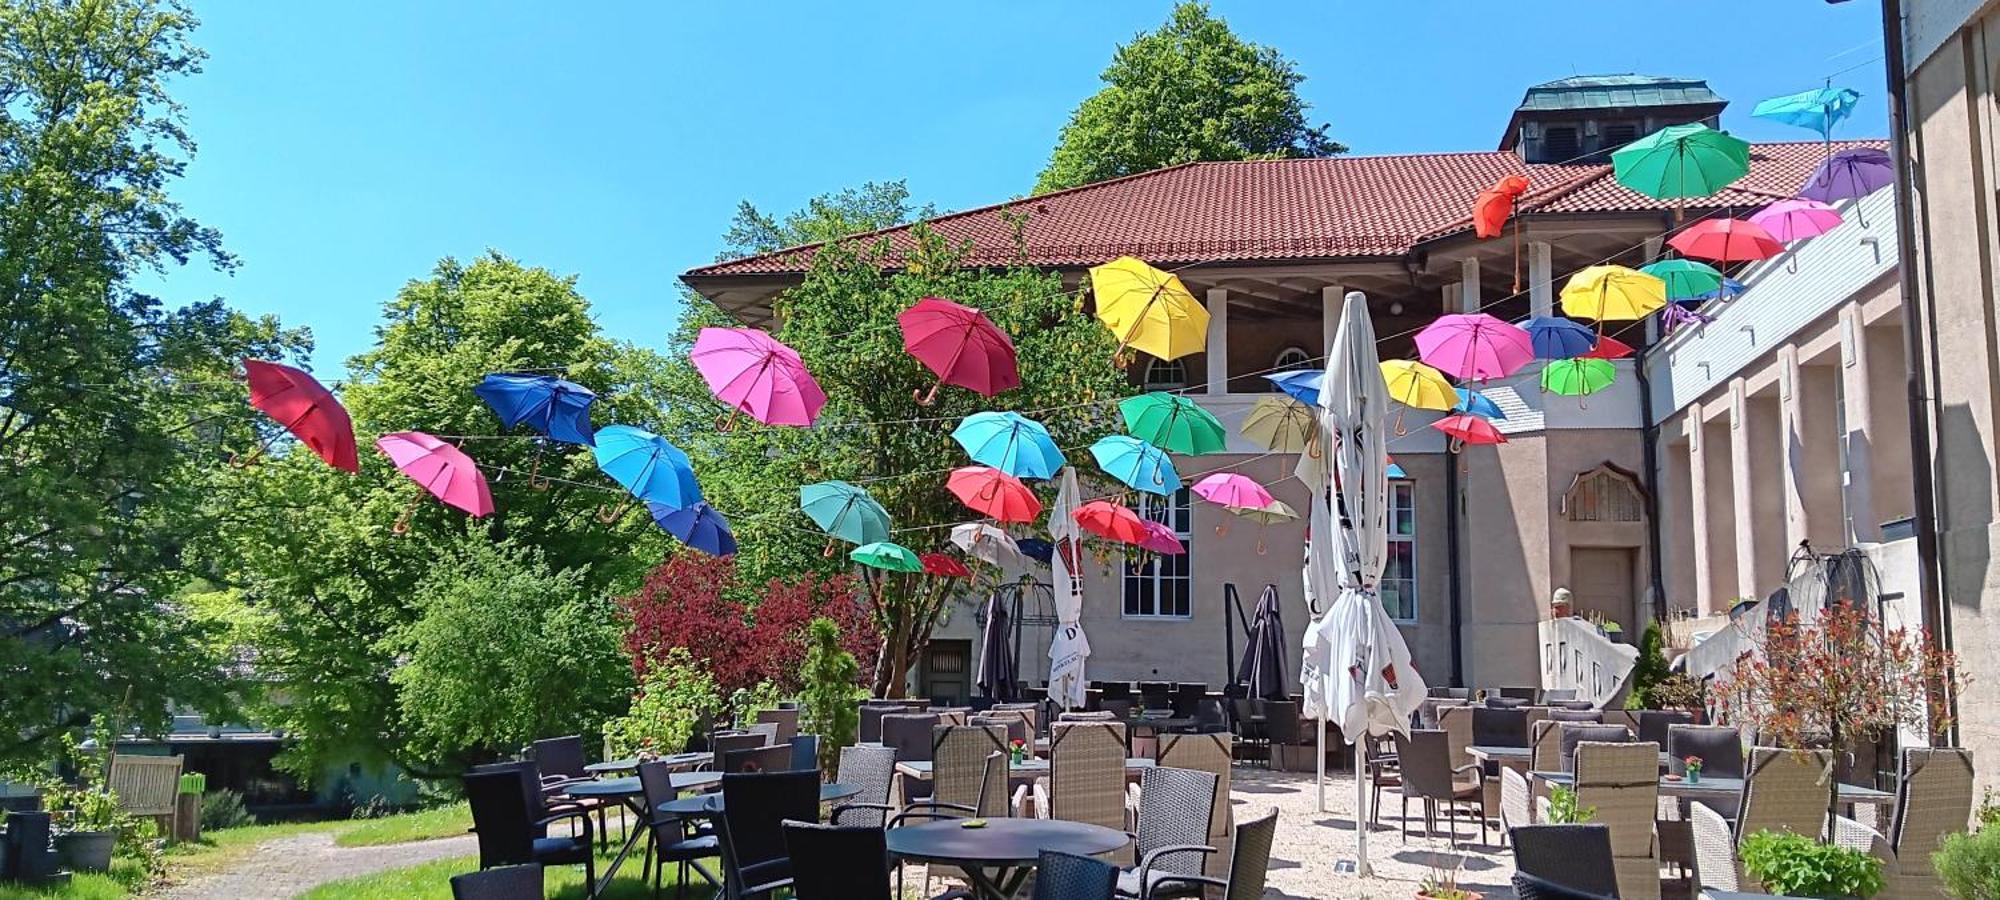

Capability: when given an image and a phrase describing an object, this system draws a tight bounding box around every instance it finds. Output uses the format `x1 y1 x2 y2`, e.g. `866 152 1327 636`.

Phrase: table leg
591 797 649 898
963 865 1028 900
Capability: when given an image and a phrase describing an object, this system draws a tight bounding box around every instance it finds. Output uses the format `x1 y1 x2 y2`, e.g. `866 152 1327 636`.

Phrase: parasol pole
1355 732 1372 878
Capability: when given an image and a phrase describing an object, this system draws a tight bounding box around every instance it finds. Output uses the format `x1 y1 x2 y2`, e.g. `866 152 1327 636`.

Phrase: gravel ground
150 831 479 900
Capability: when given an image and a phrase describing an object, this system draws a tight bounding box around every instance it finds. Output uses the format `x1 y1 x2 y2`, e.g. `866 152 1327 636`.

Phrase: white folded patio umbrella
1300 293 1428 878
1047 466 1091 710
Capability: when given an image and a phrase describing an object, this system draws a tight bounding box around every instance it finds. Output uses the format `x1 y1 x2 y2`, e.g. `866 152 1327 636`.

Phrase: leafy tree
798 617 863 770
1034 1 1344 193
603 648 721 759
721 181 933 257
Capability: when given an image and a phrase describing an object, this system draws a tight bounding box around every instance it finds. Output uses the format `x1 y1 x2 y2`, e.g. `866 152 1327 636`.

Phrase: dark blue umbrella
975 593 1017 702
1263 370 1322 407
1015 537 1053 565
648 501 736 556
474 373 598 446
1523 316 1596 360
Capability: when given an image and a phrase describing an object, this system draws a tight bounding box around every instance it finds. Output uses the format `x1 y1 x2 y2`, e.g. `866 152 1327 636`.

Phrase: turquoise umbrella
1751 86 1861 138
1611 123 1751 202
1454 388 1506 420
951 411 1066 480
592 424 702 508
1089 436 1181 497
1641 259 1725 301
799 480 891 546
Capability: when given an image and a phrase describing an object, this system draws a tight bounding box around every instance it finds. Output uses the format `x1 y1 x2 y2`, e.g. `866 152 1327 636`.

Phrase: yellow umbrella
1089 256 1210 362
1380 360 1455 410
1559 265 1667 321
1240 396 1318 454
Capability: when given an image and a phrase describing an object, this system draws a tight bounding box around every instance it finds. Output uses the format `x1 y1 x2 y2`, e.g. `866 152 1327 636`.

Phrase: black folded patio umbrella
975 592 1017 703
1236 585 1289 700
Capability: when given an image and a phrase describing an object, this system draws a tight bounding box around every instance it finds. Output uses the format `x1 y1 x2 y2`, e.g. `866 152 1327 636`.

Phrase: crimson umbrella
1432 414 1507 452
898 296 1020 404
242 359 358 472
1073 499 1148 545
1138 519 1185 556
920 552 972 578
375 431 494 530
1668 219 1783 264
946 465 1042 523
1581 334 1635 360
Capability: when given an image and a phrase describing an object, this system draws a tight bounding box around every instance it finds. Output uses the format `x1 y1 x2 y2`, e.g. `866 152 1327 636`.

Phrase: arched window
1563 465 1646 522
1142 357 1186 391
1273 346 1313 371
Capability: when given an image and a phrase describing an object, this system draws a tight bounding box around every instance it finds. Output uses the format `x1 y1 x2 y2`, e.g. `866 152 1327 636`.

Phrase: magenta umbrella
897 296 1020 404
690 327 827 428
1138 519 1185 556
375 431 494 529
1749 199 1843 242
1415 313 1534 381
1191 472 1274 511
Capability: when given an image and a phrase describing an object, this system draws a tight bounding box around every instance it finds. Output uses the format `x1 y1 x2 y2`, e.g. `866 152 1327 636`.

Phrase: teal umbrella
1089 436 1181 497
1611 123 1751 202
799 480 891 546
1640 259 1725 301
1751 86 1861 138
1118 391 1227 455
850 540 922 573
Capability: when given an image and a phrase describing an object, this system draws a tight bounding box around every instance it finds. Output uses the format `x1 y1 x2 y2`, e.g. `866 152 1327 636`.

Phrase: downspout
1880 0 1957 740
1445 452 1466 687
1636 358 1668 624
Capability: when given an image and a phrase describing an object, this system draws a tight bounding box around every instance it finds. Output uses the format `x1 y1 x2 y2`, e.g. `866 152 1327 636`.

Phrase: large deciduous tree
1034 1 1344 193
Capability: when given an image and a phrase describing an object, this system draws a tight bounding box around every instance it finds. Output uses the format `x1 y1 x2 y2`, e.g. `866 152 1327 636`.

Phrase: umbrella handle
822 538 838 558
1786 256 1799 275
1110 341 1132 370
914 381 943 406
595 500 630 524
1215 522 1227 536
715 409 739 433
392 495 422 535
528 452 551 492
1392 408 1408 437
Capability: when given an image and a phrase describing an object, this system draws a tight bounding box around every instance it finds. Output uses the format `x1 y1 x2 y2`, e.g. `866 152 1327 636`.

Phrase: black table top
566 770 720 798
655 781 860 815
885 818 1129 866
583 752 707 774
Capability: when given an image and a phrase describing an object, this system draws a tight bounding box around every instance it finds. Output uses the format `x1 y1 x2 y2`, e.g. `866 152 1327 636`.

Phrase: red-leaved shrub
620 554 877 694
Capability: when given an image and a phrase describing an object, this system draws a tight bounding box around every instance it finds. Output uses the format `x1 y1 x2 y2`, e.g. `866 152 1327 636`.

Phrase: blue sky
152 1 1888 375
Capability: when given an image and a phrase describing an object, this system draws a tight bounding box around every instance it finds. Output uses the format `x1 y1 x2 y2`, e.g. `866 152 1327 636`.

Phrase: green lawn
333 804 471 848
299 850 718 900
0 860 150 900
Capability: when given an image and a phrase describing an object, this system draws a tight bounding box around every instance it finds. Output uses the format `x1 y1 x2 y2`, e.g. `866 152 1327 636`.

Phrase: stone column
1529 242 1554 318
1779 344 1811 550
1205 288 1228 396
1321 285 1344 356
1460 257 1481 314
1839 305 1879 542
1687 404 1715 614
1730 379 1759 600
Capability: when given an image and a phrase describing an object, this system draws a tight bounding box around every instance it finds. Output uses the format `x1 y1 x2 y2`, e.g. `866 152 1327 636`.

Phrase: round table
885 818 1129 900
566 770 721 801
655 781 861 816
583 751 707 775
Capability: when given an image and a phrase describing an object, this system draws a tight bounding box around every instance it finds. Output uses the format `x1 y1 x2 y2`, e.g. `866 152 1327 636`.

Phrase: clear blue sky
152 1 1888 375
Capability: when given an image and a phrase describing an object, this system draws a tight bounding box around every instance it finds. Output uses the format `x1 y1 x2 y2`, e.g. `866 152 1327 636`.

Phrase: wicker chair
970 714 1029 747
1032 722 1129 830
450 864 543 900
1635 710 1693 749
1541 689 1579 702
1738 747 1835 840
931 724 1011 819
1573 741 1661 900
830 745 897 827
1134 806 1277 900
1436 704 1476 772
1664 726 1744 779
1529 719 1566 771
721 744 794 774
881 713 941 762
1499 767 1534 838
1153 733 1233 873
858 702 903 744
708 733 766 771
1472 707 1530 748
463 766 594 888
1259 701 1301 769
993 702 1042 737
1115 766 1217 898
636 759 722 899
1366 733 1402 830
1829 747 1975 900
1689 801 1743 893
1392 729 1484 846
1550 700 1600 712
714 770 818 899
1510 823 1619 896
1511 871 1620 899
782 821 893 900
1558 723 1633 772
1548 708 1605 723
1034 849 1120 900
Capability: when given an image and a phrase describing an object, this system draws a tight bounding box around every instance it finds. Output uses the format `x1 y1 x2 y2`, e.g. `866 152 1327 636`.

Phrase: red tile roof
683 140 1886 280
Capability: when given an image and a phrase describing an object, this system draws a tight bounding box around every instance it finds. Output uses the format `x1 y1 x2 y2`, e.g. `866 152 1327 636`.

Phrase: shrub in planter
1739 829 1883 898
1932 823 2000 900
49 784 124 873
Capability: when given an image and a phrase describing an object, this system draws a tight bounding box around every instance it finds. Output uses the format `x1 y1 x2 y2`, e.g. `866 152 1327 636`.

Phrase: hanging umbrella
1433 413 1507 451
1378 359 1455 437
920 552 972 578
690 327 827 427
1414 313 1534 381
946 465 1042 523
593 425 703 508
851 540 923 573
1137 519 1185 556
1264 370 1323 406
975 592 1018 702
950 411 1066 480
242 359 359 472
376 431 494 527
1300 295 1427 867
1798 147 1894 204
1522 316 1598 360
1668 218 1784 264
1752 86 1862 137
1472 174 1530 239
1640 259 1726 301
1119 392 1227 455
1542 358 1618 397
1610 123 1752 201
950 522 1028 568
1016 537 1054 565
1241 396 1318 454
1089 436 1182 496
1047 466 1090 709
800 481 891 546
1561 265 1667 321
648 501 736 557
1693 277 1747 303
1750 199 1844 243
473 373 598 446
1191 473 1274 512
1088 256 1210 362
1453 387 1506 420
1230 497 1298 555
1582 334 1636 360
897 296 1020 404
1073 499 1148 544
1236 585 1289 700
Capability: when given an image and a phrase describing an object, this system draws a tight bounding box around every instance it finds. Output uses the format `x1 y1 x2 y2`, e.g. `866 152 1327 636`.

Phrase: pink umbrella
1190 473 1274 511
375 431 494 529
690 327 827 428
1749 199 1844 242
1138 519 1185 556
898 296 1020 404
1414 313 1534 381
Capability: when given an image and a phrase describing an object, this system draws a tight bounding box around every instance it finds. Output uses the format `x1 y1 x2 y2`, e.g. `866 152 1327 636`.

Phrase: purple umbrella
1798 148 1894 225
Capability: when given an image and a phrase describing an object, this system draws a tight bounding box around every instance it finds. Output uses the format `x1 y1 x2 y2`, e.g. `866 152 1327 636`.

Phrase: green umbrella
1611 123 1751 201
1640 259 1725 301
849 540 922 572
1541 358 1618 396
1118 391 1228 455
799 480 891 545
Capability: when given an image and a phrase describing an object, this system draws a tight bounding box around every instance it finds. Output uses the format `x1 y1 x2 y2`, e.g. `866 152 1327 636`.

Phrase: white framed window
1142 357 1186 391
1123 488 1192 618
1273 346 1312 371
1381 481 1417 622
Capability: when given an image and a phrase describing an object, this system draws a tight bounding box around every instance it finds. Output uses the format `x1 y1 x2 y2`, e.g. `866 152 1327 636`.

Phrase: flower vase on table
1009 739 1027 765
1684 755 1703 784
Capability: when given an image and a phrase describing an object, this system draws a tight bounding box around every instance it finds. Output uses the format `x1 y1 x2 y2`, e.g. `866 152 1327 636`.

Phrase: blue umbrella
474 373 598 446
1015 537 1053 565
592 425 702 507
1263 370 1322 407
1089 436 1181 496
1453 387 1506 420
951 411 1066 480
1751 86 1861 138
648 501 736 556
1523 316 1596 360
1690 277 1746 303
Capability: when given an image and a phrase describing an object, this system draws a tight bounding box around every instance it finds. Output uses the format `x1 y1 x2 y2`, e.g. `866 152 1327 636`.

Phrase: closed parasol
1047 467 1091 710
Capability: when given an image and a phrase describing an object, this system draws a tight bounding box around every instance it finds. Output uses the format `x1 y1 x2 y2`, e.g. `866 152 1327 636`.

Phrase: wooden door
1570 547 1637 633
922 640 970 706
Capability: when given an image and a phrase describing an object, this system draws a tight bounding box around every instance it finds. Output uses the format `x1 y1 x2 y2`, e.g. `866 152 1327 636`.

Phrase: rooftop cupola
1501 74 1728 164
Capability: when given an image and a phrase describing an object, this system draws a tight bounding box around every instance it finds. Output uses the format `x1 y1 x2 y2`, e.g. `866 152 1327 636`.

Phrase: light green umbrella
849 540 922 573
1541 358 1618 397
1640 259 1725 301
1611 123 1751 201
799 480 891 545
1118 391 1227 455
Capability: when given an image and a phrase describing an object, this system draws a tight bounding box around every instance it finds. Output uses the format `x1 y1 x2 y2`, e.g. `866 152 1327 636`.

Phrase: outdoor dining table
894 758 1154 780
582 751 706 775
564 771 723 897
653 781 862 816
1529 770 1896 810
1468 745 1671 768
885 817 1129 900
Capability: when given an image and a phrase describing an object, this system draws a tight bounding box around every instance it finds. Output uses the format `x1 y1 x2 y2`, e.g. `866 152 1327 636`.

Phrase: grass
334 803 471 848
298 849 718 900
0 860 150 900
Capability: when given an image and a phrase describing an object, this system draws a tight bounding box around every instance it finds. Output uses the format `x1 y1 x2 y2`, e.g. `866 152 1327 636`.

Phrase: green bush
1740 829 1883 898
605 648 722 758
1934 823 2000 900
1624 622 1672 709
798 617 864 770
198 789 255 831
1545 785 1595 824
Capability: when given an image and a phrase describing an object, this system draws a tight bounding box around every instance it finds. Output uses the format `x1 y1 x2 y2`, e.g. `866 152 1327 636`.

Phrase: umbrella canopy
1016 537 1054 564
593 424 703 508
1089 435 1182 496
946 465 1042 523
1668 218 1784 264
950 522 1028 568
1048 467 1090 709
1073 499 1148 544
1561 265 1667 321
1453 387 1506 420
1640 259 1726 301
473 373 597 446
1241 396 1318 453
1264 369 1323 406
1610 123 1752 200
1752 86 1861 137
1191 473 1274 511
1237 585 1290 700
1433 413 1507 448
1472 174 1530 239
376 431 494 517
1522 316 1598 360
1581 334 1636 360
1799 147 1894 204
1749 199 1844 243
1414 313 1534 381
690 327 827 427
799 481 891 545
951 411 1066 480
898 296 1020 401
243 359 359 473
648 501 736 556
1088 256 1210 361
851 540 923 573
1231 498 1299 525
1119 392 1227 455
1379 360 1455 411
1542 358 1618 397
1137 519 1185 556
975 593 1018 702
920 552 972 578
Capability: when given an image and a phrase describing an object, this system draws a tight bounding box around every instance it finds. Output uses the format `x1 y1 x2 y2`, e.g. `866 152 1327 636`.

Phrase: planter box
55 830 114 873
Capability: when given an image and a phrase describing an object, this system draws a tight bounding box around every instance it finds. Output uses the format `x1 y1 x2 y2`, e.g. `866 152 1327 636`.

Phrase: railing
1539 616 1640 708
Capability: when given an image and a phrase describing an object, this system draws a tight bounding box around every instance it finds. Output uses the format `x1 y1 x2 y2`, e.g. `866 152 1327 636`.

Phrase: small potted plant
1683 755 1704 784
1008 738 1028 765
1416 852 1480 900
1739 829 1883 899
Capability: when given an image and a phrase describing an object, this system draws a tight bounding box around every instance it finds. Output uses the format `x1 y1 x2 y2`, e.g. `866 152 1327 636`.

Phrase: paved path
153 831 479 899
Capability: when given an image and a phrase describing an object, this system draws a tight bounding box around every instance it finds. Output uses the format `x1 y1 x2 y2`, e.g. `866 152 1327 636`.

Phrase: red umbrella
946 465 1042 523
1582 334 1635 360
1667 219 1783 264
898 296 1020 404
242 359 358 472
1073 499 1148 545
1432 414 1507 452
920 552 972 578
1472 175 1529 239
376 431 494 529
